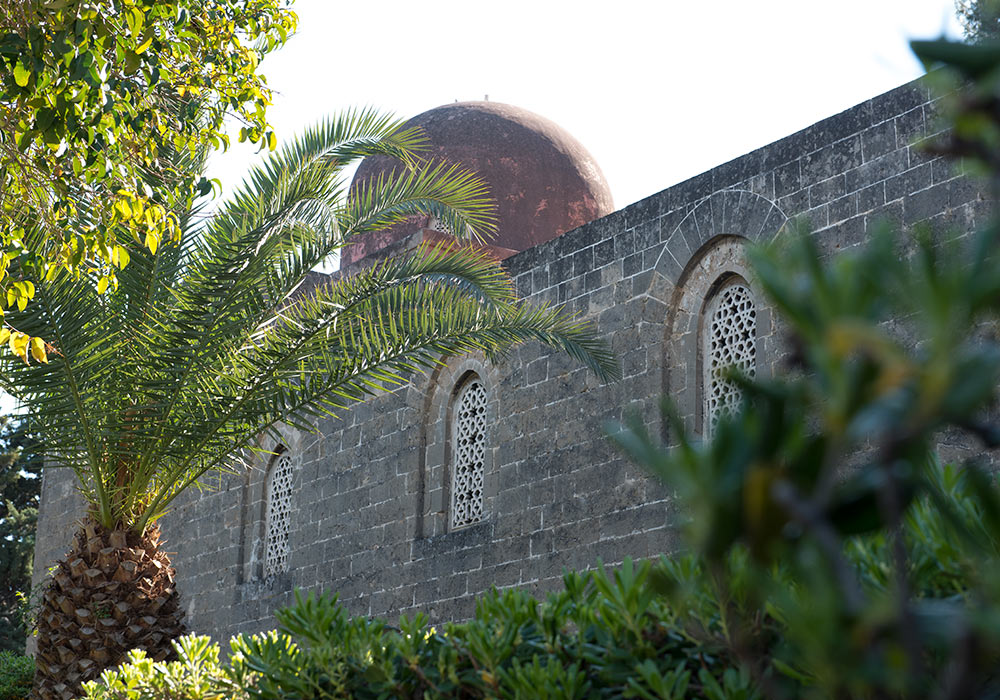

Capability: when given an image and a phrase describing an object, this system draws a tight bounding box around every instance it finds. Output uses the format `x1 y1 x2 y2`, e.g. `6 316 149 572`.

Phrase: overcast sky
208 0 964 211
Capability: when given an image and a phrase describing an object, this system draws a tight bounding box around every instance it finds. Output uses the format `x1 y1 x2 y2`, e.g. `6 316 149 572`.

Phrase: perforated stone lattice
450 380 487 529
706 283 756 437
264 451 294 578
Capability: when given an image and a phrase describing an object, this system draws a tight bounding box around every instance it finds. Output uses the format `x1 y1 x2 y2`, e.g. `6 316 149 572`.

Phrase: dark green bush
225 560 757 700
82 560 758 700
0 651 33 700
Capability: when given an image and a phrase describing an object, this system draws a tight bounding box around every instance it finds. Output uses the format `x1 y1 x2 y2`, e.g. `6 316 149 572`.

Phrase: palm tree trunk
31 519 186 699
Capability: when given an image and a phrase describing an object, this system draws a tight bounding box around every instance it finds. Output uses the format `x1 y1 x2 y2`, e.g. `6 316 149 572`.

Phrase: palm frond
132 247 616 528
341 159 497 244
7 108 616 532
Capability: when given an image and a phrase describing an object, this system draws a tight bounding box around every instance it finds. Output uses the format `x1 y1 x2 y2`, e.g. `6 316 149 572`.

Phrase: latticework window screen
705 283 757 437
264 450 294 578
450 380 487 529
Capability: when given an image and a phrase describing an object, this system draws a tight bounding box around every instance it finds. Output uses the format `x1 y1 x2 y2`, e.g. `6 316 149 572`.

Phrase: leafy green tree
610 38 1000 700
0 0 296 361
958 0 1000 41
0 416 40 652
3 109 617 699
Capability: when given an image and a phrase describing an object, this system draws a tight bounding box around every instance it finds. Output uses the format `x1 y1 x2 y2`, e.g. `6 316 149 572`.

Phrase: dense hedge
0 651 33 700
81 559 757 700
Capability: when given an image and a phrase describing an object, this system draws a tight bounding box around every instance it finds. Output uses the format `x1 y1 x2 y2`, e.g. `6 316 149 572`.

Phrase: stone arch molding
413 354 499 540
658 189 786 439
651 189 787 288
236 424 308 587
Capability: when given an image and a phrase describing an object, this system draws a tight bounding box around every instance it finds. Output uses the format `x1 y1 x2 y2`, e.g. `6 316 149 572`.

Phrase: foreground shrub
83 561 757 700
79 635 239 700
0 651 33 700
83 457 994 700
229 561 760 700
83 468 994 700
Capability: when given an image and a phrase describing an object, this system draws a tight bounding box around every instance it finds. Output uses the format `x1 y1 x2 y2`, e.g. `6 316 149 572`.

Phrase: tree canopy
958 0 1000 42
0 0 296 362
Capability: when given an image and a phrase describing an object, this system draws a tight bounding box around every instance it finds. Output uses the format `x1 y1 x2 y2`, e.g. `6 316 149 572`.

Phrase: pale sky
209 0 964 211
0 1 968 417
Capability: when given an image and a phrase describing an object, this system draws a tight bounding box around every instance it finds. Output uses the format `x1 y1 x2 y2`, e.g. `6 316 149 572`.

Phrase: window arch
703 279 757 437
449 376 488 530
263 447 295 578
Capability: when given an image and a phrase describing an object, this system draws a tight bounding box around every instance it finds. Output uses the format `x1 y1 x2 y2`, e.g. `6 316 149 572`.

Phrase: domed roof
343 101 613 267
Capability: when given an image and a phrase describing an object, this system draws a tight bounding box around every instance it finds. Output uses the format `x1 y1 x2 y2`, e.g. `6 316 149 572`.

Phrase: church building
32 78 989 642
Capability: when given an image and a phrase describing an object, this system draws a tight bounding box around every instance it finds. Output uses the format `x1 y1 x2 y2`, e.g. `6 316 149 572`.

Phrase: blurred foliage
0 416 39 652
609 37 1000 700
0 650 32 700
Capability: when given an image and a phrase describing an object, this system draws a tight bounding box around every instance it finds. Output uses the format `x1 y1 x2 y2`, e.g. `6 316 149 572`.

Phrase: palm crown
2 109 618 537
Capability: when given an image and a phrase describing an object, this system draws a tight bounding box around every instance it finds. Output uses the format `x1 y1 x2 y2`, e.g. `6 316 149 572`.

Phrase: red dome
343 101 613 266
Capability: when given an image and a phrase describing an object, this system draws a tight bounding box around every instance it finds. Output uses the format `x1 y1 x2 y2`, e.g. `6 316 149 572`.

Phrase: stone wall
32 78 990 644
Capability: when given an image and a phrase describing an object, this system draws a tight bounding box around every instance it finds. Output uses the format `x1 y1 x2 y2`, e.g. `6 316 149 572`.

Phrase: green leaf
911 38 1000 79
13 59 30 87
126 7 145 36
124 50 140 74
135 35 154 55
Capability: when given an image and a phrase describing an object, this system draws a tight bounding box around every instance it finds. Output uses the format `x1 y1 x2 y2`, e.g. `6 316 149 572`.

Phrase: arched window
704 280 757 437
263 448 294 578
450 377 488 530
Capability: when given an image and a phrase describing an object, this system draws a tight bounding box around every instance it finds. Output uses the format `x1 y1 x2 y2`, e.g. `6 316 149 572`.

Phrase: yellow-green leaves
0 273 46 362
111 245 130 270
13 59 30 87
113 198 132 220
0 0 298 356
0 329 49 364
124 7 145 37
8 331 29 363
6 281 34 312
30 336 48 364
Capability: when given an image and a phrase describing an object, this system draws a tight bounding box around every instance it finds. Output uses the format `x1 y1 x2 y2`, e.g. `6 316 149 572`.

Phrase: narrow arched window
704 281 757 437
450 378 488 529
264 448 294 578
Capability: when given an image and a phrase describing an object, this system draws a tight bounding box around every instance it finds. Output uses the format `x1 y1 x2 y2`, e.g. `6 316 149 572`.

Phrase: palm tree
2 110 617 699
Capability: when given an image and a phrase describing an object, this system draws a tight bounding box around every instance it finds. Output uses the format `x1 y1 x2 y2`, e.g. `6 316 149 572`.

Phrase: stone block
809 174 847 207
904 181 951 224
861 120 897 161
802 135 863 182
894 106 926 147
857 182 886 213
593 238 616 267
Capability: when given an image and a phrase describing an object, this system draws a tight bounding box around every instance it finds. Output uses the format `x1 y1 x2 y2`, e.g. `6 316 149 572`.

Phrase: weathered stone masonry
32 78 991 643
